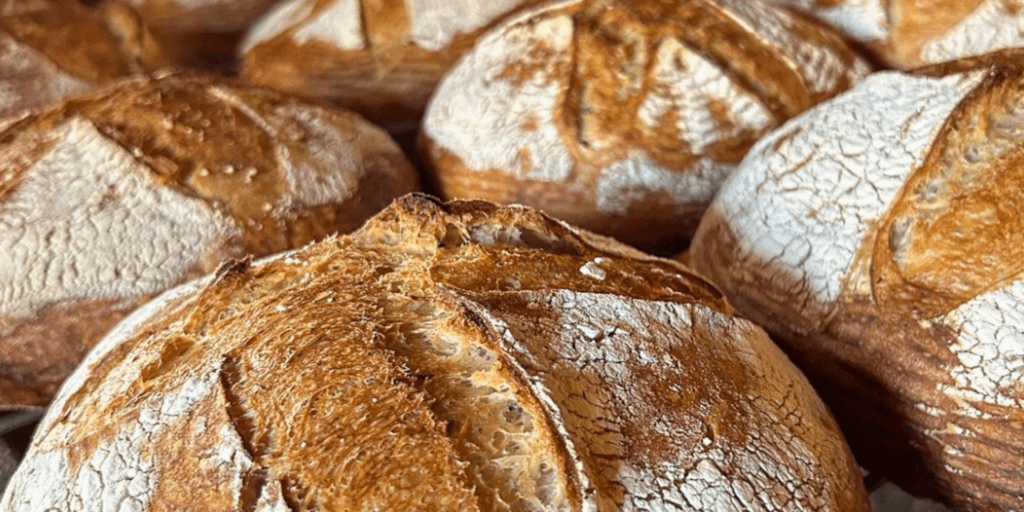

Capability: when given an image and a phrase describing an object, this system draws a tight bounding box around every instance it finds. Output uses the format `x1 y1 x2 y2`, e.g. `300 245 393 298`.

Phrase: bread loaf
688 50 1024 511
769 0 1024 69
0 195 871 511
240 0 537 129
419 0 870 253
0 73 418 408
0 1 169 130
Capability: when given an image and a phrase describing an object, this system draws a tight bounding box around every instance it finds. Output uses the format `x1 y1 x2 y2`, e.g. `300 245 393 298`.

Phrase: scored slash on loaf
419 0 871 254
0 195 871 511
0 73 418 409
689 50 1024 512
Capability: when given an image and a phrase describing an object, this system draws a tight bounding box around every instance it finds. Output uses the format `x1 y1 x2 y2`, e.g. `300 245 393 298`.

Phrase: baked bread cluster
0 195 871 511
419 0 870 253
0 73 417 409
4 0 1024 510
689 51 1024 512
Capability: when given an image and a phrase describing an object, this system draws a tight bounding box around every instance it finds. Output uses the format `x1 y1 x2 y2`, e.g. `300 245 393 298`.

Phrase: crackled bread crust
239 0 538 129
689 50 1024 512
0 195 871 511
0 1 169 130
0 74 418 408
419 0 870 254
769 0 1024 69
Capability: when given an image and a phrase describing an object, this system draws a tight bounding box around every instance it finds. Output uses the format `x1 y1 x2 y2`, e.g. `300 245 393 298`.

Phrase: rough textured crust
420 0 870 254
0 73 418 408
0 1 169 130
1 195 871 511
689 50 1024 512
769 0 1024 69
240 0 538 129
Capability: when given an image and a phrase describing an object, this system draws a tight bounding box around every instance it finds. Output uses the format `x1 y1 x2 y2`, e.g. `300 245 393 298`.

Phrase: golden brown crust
420 0 870 254
2 195 871 512
240 0 542 128
0 74 418 408
689 51 1024 511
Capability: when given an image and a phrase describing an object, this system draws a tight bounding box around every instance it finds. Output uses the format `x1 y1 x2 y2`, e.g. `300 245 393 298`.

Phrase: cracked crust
689 50 1024 511
0 73 418 408
1 195 871 511
0 1 169 131
239 0 540 129
420 0 870 254
768 0 1024 69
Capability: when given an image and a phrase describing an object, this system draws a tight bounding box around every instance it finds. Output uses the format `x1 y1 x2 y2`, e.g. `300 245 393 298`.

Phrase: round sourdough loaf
768 0 1024 69
688 50 1024 512
419 0 870 254
0 195 871 511
239 0 538 129
0 73 418 409
0 1 169 130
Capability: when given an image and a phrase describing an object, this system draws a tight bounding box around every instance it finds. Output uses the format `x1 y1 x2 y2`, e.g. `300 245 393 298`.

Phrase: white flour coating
36 275 210 437
717 0 871 95
206 86 362 208
768 0 888 42
292 0 364 49
706 70 986 329
407 0 525 51
487 290 833 511
253 479 291 512
0 118 238 323
0 373 217 512
0 32 93 126
423 1 578 183
638 38 774 155
595 153 733 216
939 279 1024 411
239 0 315 53
920 0 1024 64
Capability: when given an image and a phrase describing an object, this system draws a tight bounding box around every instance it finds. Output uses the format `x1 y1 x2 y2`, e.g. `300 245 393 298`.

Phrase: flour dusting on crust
705 70 986 328
423 2 578 183
0 118 238 323
407 0 526 51
920 0 1024 64
940 279 1024 411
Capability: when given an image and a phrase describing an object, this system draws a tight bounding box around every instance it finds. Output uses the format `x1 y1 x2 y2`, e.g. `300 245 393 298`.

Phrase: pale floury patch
293 0 364 49
767 0 888 42
239 0 315 53
594 153 733 216
490 290 835 511
940 279 1024 411
0 118 238 324
920 0 1024 64
407 0 527 51
708 70 986 328
0 373 217 512
423 2 578 183
637 38 773 155
240 0 365 52
717 0 872 93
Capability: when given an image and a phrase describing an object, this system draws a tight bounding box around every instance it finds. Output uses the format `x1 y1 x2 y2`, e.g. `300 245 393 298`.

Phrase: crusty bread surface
0 195 871 511
689 50 1024 512
420 0 870 253
0 73 418 408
